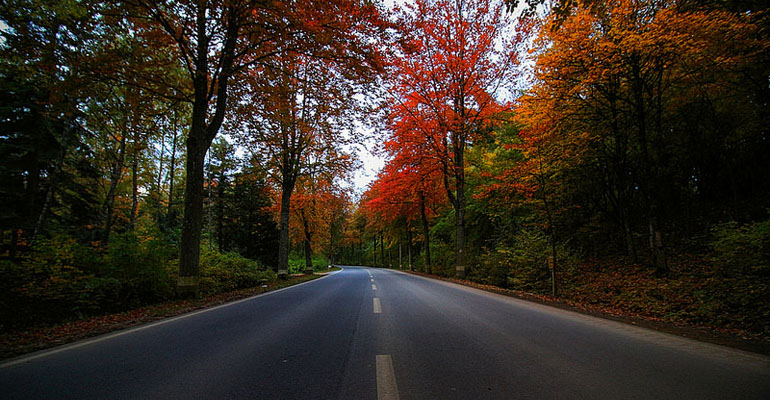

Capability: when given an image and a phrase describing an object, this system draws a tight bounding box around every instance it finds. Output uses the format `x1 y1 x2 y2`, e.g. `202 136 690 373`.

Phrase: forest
1 0 769 341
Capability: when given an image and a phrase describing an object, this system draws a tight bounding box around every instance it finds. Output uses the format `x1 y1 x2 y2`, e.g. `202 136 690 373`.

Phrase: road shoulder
0 271 339 363
388 268 770 356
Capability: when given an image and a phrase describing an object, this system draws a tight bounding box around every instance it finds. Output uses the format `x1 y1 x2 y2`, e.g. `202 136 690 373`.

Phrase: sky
351 141 385 194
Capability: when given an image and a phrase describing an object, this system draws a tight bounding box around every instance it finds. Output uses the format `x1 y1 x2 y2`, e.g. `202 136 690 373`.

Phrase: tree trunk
302 209 313 274
278 185 292 278
649 220 667 275
157 131 165 202
444 135 467 278
373 236 378 266
455 202 466 278
9 228 18 260
101 133 127 244
178 131 208 294
624 222 636 263
206 156 214 250
380 232 385 267
419 192 431 273
176 0 241 295
31 145 65 244
129 134 139 230
216 167 226 252
303 237 312 273
630 58 668 275
398 241 402 269
407 223 413 270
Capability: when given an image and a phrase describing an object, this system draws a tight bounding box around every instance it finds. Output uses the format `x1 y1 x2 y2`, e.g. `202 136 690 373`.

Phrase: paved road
2 266 769 399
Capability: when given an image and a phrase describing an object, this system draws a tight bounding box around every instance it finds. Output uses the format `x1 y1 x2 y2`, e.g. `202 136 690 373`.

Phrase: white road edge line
373 297 382 314
376 354 399 400
0 268 345 369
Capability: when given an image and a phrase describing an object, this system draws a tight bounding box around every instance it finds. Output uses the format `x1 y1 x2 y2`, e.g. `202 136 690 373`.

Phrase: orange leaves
384 0 516 212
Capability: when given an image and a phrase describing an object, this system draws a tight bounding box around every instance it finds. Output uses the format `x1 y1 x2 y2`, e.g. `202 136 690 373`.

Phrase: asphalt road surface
2 266 769 399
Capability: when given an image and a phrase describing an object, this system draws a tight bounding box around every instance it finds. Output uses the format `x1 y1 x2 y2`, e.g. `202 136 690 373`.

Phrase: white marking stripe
372 284 377 290
373 298 382 313
376 355 399 400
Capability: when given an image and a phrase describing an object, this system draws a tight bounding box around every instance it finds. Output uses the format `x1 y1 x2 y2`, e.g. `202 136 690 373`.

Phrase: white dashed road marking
376 355 399 400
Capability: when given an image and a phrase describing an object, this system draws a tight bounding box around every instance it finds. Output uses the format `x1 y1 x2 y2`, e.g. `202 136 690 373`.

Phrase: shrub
0 259 105 328
198 248 276 296
287 251 329 273
475 228 576 293
710 219 770 276
104 232 175 307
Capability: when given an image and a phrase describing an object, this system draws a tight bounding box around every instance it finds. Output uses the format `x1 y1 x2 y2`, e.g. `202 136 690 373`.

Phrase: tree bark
177 2 240 295
31 144 65 244
101 132 127 244
9 228 18 260
129 138 139 230
278 184 293 278
407 223 413 270
630 57 668 275
302 208 313 274
380 232 385 267
373 235 378 266
419 192 431 273
216 167 226 252
178 131 208 294
398 241 402 269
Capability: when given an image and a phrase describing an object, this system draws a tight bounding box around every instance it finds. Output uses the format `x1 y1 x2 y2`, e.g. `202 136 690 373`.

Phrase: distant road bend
2 266 769 399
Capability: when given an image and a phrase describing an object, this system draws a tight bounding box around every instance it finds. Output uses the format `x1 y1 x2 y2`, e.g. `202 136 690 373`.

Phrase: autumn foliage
1 0 770 339
358 0 770 336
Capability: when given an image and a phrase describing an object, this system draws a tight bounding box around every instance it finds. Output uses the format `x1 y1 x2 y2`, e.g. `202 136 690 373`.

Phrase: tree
219 158 280 268
366 125 447 271
128 0 386 288
123 0 256 292
233 49 360 276
515 0 770 274
0 0 107 250
288 176 348 273
388 0 516 277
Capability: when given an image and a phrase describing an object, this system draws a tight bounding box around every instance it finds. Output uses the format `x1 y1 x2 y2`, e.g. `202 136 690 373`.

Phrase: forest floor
405 269 770 356
0 273 327 361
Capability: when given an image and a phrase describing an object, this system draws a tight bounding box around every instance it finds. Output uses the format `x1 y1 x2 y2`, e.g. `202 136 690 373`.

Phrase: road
1 266 769 399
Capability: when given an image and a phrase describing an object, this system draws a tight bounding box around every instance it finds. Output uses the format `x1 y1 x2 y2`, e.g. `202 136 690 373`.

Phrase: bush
710 219 770 276
104 232 175 306
474 228 576 293
0 233 278 330
0 232 178 329
287 251 329 273
198 248 276 296
0 259 110 328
